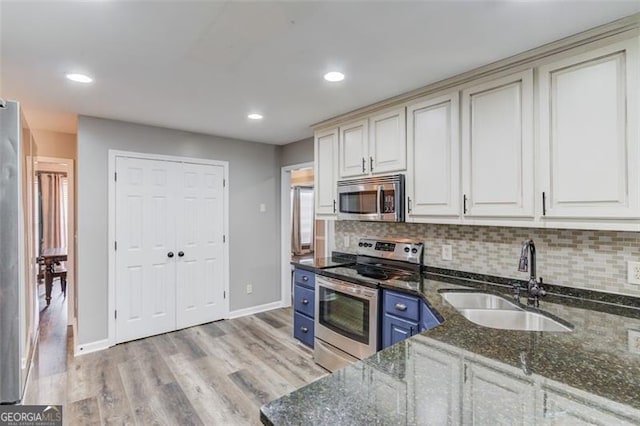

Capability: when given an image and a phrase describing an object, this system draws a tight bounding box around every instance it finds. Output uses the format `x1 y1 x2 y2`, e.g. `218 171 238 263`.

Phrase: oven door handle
317 277 377 300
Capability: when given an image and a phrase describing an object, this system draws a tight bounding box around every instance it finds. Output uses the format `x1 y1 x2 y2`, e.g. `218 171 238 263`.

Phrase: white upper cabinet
338 108 407 179
314 128 339 217
461 69 534 218
339 119 369 178
369 107 407 174
406 92 460 219
538 38 639 220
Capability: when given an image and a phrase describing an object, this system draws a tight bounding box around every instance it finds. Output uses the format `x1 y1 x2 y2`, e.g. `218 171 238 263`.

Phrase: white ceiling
1 1 639 145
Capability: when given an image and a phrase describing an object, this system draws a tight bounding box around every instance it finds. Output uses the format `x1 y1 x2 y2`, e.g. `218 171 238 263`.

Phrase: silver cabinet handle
362 157 366 173
302 299 309 305
370 156 374 172
408 196 412 213
395 303 407 311
301 326 309 333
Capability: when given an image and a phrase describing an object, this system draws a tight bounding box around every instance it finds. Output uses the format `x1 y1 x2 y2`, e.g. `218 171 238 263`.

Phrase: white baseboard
228 301 284 319
75 338 111 356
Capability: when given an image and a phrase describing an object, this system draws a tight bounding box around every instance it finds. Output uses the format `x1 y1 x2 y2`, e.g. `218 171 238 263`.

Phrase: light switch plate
627 261 640 285
259 203 266 213
628 329 640 355
442 245 453 261
246 284 253 294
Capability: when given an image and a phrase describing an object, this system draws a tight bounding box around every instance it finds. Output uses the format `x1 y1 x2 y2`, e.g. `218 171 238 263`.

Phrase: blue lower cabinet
294 312 314 348
420 300 440 332
382 313 419 349
294 284 315 318
381 289 442 349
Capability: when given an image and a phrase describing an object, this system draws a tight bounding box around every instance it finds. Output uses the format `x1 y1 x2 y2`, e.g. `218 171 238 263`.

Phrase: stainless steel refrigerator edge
0 100 29 403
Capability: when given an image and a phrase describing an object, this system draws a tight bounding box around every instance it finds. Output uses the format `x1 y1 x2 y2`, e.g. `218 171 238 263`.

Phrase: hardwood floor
24 305 328 425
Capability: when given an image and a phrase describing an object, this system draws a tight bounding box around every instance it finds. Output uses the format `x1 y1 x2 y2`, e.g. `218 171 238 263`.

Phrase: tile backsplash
335 221 640 297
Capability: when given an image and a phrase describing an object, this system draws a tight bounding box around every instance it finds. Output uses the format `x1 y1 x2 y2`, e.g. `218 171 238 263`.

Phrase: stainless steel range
314 238 423 371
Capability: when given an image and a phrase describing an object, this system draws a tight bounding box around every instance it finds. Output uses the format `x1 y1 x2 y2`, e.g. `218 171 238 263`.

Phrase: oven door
315 276 378 359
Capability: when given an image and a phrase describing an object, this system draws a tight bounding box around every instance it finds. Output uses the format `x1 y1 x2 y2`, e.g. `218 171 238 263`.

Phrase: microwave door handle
377 185 383 218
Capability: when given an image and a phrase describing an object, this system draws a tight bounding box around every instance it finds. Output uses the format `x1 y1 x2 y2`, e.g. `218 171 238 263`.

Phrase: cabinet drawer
293 312 314 348
294 284 315 317
421 301 441 331
384 290 420 322
294 269 315 289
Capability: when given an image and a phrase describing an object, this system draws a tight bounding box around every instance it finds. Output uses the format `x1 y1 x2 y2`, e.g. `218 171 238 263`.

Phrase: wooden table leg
45 263 53 306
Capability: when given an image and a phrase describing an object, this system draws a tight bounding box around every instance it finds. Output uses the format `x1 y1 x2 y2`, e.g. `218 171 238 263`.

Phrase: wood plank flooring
24 306 328 425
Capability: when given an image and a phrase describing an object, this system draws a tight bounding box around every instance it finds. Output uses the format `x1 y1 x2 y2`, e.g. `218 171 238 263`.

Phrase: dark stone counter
261 266 640 425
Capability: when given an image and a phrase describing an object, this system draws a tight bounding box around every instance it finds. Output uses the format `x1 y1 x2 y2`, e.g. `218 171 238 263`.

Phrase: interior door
175 162 226 328
115 157 178 343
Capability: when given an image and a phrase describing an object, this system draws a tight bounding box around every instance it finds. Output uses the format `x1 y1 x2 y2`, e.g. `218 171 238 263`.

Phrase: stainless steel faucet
517 239 546 307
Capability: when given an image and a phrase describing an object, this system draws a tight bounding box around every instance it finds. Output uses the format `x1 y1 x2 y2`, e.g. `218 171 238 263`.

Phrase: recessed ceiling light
324 71 345 82
65 73 93 83
248 113 263 120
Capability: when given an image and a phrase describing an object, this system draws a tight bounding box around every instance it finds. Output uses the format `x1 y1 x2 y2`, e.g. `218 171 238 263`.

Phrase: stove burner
356 265 390 280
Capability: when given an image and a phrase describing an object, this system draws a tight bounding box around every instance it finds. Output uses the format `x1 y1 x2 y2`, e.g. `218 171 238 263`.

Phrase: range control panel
357 238 424 264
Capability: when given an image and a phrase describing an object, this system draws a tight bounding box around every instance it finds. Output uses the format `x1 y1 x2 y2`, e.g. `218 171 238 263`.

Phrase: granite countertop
262 266 640 425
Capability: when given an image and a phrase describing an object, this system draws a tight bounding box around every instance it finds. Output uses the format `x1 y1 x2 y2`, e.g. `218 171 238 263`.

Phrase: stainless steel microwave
337 174 404 222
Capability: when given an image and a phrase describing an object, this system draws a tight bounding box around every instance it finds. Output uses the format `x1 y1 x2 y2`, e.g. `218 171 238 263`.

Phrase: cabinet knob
301 326 309 333
178 251 184 257
302 298 309 305
167 252 174 258
395 303 407 311
302 275 309 281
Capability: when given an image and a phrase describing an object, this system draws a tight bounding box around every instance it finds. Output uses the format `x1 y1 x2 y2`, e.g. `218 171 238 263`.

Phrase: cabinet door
314 128 339 216
538 39 639 219
382 313 419 349
411 342 462 425
463 361 536 424
461 70 534 218
407 92 460 218
339 119 369 178
369 107 406 174
542 387 640 425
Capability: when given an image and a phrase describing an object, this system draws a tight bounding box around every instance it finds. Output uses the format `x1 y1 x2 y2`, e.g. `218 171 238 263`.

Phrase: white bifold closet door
115 156 225 344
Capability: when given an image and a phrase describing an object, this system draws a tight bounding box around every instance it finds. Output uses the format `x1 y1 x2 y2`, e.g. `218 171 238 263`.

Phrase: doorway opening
280 162 334 307
32 156 75 377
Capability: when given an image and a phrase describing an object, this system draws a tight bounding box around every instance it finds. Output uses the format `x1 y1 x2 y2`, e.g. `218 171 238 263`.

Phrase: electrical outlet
627 261 640 285
343 236 350 247
246 284 253 294
442 245 453 261
628 329 640 355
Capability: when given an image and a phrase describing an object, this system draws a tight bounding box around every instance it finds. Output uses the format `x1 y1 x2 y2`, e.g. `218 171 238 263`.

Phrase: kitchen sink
440 290 573 333
441 292 520 311
456 308 573 332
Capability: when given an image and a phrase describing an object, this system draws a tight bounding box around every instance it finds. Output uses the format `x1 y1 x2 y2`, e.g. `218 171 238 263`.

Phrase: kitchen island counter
261 270 640 425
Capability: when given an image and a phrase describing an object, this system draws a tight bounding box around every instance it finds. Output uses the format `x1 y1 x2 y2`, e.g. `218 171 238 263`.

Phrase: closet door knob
178 251 184 257
167 252 174 258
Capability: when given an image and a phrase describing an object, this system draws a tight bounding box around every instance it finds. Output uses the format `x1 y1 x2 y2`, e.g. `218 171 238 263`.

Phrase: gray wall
279 137 313 166
77 116 281 345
